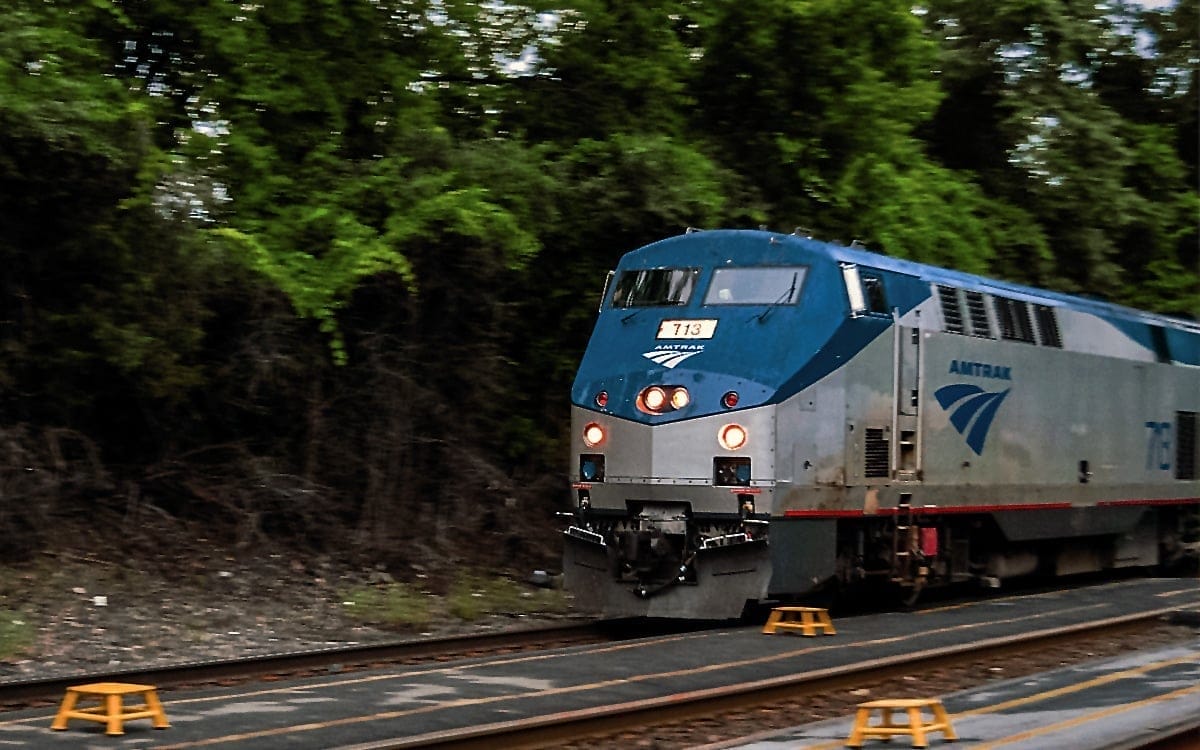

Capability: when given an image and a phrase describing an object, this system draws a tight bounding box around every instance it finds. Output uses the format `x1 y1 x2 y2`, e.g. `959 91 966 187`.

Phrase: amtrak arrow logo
934 384 1009 456
642 349 701 369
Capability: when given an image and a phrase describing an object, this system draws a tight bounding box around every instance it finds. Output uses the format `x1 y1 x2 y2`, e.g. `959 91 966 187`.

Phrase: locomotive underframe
825 502 1200 597
563 499 773 619
564 497 1199 618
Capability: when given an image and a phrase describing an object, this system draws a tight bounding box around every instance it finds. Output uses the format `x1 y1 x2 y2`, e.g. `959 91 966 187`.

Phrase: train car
561 228 1200 619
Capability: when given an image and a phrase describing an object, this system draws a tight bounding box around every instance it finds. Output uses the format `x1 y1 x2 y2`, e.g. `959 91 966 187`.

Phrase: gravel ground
0 548 577 682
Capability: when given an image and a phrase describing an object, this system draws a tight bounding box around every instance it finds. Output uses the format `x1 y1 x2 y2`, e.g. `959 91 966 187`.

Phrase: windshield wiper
622 306 648 324
755 272 798 323
621 300 683 324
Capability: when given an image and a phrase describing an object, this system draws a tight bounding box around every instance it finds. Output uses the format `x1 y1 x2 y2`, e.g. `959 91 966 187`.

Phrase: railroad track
0 621 613 709
5 579 1195 749
356 608 1200 750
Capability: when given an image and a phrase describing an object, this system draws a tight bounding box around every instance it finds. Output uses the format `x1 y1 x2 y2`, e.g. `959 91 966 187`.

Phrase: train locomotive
561 229 1200 619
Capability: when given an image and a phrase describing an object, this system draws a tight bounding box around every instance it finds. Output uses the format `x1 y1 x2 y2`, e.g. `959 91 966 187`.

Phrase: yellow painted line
922 578 1193 614
1156 585 1200 598
918 587 1076 614
955 651 1200 717
799 649 1200 750
970 682 1200 749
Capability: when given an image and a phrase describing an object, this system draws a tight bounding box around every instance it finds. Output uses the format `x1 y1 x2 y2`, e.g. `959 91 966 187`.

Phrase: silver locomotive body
563 230 1200 619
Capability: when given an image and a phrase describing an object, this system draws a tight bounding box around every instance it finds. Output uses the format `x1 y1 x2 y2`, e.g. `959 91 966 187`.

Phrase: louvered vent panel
965 291 992 338
1178 411 1197 481
1034 304 1062 348
937 286 964 334
864 427 889 478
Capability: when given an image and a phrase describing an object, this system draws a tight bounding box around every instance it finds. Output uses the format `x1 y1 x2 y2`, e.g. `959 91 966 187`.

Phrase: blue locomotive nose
571 232 881 421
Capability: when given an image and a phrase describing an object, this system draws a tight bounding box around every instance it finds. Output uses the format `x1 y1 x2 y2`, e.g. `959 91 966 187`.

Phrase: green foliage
340 583 433 629
835 156 996 274
695 0 944 222
448 574 570 621
0 1 134 153
555 135 729 236
0 611 33 659
923 0 1199 302
339 575 568 628
504 1 702 142
1121 259 1200 319
0 0 226 446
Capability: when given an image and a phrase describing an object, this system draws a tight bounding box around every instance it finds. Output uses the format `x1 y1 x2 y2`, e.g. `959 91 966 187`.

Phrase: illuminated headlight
637 385 690 415
670 387 690 409
583 422 606 447
643 386 667 412
719 423 748 451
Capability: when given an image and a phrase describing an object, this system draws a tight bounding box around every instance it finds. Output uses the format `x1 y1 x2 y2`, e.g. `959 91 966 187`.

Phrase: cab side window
861 273 888 314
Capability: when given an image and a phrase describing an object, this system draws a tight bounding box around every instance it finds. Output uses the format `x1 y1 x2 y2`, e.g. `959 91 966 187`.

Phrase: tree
0 1 218 448
925 0 1198 309
691 0 1020 272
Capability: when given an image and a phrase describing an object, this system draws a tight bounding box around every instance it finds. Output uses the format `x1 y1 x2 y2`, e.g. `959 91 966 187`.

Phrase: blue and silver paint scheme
563 229 1200 619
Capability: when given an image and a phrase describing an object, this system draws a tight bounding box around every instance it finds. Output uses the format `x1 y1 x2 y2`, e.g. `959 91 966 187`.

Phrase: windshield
704 267 806 305
610 268 700 308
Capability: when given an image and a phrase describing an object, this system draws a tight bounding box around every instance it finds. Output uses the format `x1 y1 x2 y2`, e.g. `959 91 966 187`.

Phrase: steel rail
0 620 610 708
342 604 1192 750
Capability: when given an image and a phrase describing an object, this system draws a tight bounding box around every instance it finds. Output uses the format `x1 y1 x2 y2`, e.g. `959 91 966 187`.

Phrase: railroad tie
845 698 957 748
761 606 837 636
51 682 170 736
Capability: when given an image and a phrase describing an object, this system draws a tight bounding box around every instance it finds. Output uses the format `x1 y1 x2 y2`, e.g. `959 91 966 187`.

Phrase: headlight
583 422 606 447
637 385 690 415
643 386 667 412
719 423 747 451
670 387 690 409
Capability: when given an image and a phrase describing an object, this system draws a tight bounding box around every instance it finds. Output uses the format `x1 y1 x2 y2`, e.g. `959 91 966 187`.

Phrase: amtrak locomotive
562 229 1200 619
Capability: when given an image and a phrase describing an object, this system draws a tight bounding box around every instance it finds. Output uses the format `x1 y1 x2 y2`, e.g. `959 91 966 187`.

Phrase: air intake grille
864 428 889 478
1178 411 1197 480
996 297 1035 343
965 291 992 338
937 286 963 334
1034 304 1062 348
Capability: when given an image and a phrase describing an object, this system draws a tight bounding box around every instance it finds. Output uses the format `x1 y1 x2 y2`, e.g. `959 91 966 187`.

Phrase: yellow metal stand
846 698 957 748
761 606 837 636
51 682 170 736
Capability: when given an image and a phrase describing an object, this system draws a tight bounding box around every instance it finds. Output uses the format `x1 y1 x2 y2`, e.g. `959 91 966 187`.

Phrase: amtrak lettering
643 344 704 369
948 359 1012 380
